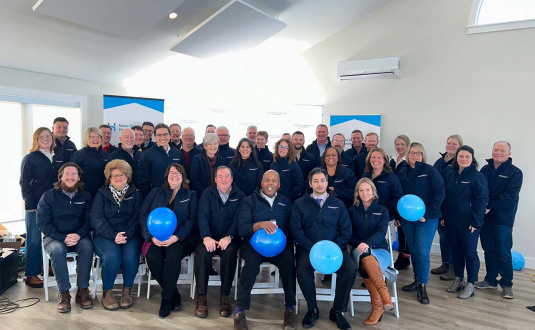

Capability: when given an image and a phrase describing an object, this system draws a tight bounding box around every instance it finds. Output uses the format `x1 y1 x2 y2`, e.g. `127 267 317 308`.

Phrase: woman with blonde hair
270 138 304 202
91 159 143 310
348 178 393 325
20 127 62 288
71 127 109 196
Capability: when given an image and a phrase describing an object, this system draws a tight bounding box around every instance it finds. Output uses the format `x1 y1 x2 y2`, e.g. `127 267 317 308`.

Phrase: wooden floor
1 254 534 330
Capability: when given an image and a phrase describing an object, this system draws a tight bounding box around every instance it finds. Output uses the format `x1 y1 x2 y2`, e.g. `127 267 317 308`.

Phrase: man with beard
180 127 201 177
332 133 354 170
99 124 117 153
353 132 380 180
110 128 141 186
36 163 94 313
170 123 182 149
305 124 331 167
344 130 366 159
292 131 316 188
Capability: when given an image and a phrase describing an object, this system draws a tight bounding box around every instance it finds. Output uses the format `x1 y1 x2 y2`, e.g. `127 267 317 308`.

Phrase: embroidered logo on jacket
179 199 190 203
327 206 338 209
278 203 287 207
418 174 428 177
498 175 509 178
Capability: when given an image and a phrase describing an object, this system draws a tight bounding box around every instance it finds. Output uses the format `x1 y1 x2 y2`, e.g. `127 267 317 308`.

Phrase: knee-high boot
361 257 393 311
362 278 384 325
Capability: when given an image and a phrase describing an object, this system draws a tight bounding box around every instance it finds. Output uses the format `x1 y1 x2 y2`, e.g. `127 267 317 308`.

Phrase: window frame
467 0 535 35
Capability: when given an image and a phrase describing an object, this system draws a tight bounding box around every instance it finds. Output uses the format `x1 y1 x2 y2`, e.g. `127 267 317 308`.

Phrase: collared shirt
218 187 232 204
143 140 151 147
318 142 328 158
310 192 328 207
62 189 77 199
39 148 54 163
261 191 277 207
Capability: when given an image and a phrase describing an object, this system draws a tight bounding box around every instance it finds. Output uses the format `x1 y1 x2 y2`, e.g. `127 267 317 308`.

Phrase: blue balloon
251 228 286 257
397 194 426 221
512 251 525 271
147 207 177 241
310 241 343 274
392 231 399 251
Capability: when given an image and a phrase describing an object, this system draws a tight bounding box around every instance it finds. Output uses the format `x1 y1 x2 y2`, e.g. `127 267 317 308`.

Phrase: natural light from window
477 0 535 25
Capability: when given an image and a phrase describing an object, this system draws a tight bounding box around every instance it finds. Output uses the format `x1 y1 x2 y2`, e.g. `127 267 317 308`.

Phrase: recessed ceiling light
169 12 178 20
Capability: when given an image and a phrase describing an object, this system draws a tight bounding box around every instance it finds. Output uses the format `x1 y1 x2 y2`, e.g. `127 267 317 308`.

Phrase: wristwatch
226 235 233 241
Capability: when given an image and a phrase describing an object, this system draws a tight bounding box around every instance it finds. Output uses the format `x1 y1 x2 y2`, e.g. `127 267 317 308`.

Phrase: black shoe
329 309 352 330
417 284 430 304
402 279 419 292
321 274 332 284
159 298 172 318
171 289 182 311
394 255 410 270
210 266 219 276
431 263 451 275
302 307 319 328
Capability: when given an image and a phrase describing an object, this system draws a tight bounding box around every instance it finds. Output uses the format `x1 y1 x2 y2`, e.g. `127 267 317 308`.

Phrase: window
468 0 535 34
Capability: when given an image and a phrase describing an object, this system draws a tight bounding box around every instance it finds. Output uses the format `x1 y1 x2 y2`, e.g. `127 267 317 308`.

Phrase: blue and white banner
329 115 381 150
103 95 164 146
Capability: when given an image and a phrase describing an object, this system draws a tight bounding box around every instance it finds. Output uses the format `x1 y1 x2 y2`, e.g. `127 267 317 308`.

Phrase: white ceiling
0 0 391 85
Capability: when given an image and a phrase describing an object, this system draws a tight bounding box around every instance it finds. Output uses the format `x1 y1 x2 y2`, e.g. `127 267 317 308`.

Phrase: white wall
303 0 535 268
0 66 126 128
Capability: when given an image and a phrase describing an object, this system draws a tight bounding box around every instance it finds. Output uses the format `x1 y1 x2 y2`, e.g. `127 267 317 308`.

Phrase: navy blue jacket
140 187 198 246
345 143 366 160
219 144 236 165
363 170 404 220
348 201 389 251
296 150 317 184
190 152 227 194
433 153 455 179
352 150 369 180
229 159 263 196
305 138 331 167
104 144 118 153
481 158 523 227
270 158 304 202
340 151 355 171
70 147 110 196
36 188 93 241
290 191 352 251
54 137 77 162
198 184 245 241
389 156 407 174
255 147 273 172
91 185 142 241
137 145 183 197
141 140 156 152
323 166 358 208
443 165 489 229
397 162 445 220
20 151 63 210
109 145 141 187
238 190 292 241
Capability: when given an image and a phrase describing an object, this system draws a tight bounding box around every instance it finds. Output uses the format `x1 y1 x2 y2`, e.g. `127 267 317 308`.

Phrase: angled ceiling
0 0 391 85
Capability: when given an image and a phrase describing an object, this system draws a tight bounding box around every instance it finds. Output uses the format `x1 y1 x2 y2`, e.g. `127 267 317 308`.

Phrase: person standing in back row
52 117 77 162
305 124 330 166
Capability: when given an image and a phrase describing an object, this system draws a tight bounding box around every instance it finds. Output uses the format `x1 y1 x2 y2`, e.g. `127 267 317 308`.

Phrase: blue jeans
401 218 438 285
93 235 142 291
447 226 480 284
44 236 93 292
24 211 43 277
480 223 513 288
437 221 453 264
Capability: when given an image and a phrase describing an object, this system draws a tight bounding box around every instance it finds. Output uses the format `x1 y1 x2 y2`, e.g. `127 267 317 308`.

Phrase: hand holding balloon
250 228 286 257
397 194 426 221
253 220 278 234
147 207 177 241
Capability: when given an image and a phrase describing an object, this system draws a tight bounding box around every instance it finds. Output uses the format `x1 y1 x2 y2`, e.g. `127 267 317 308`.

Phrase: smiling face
170 125 181 143
182 128 195 148
88 132 102 148
52 121 69 139
351 132 363 148
133 129 144 146
38 130 54 150
167 166 183 189
324 148 338 167
446 137 461 156
246 128 257 141
332 134 345 153
142 125 154 141
395 138 407 156
278 141 289 158
119 129 135 150
408 147 423 167
261 171 280 197
292 134 304 149
155 127 170 147
456 150 473 170
365 134 379 150
358 182 374 204
310 173 327 196
217 128 230 145
101 127 112 145
492 142 511 166
369 151 386 172
215 167 233 193
256 135 267 149
205 140 219 157
239 141 252 159
316 126 328 144
110 169 128 190
60 166 80 189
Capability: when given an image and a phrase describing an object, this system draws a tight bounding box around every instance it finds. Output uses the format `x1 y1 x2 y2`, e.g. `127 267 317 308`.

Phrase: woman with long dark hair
270 138 304 202
321 147 357 208
229 138 263 196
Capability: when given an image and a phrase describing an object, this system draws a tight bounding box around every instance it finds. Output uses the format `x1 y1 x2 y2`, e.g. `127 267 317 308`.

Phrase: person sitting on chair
36 162 94 313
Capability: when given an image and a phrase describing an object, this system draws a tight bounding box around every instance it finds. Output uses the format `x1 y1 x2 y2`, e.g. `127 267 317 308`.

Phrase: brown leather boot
195 295 208 318
57 291 71 313
25 276 43 288
362 257 393 311
363 278 384 325
75 287 94 309
220 295 232 317
120 287 133 309
101 290 119 311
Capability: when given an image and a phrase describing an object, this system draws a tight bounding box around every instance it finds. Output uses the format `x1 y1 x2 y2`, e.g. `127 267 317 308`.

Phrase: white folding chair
241 259 285 295
295 272 338 314
349 225 400 317
41 235 81 302
192 255 240 299
91 255 145 298
146 253 195 299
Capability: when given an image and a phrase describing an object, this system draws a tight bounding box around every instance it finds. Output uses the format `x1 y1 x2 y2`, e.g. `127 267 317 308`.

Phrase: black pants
236 241 296 310
296 247 356 313
398 226 411 254
146 240 194 299
194 240 240 296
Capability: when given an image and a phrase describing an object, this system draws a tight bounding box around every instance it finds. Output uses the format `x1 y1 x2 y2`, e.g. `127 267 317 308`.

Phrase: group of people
20 118 523 330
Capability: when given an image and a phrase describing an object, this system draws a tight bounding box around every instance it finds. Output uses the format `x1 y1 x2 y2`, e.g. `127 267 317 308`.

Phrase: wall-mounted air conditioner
337 56 400 81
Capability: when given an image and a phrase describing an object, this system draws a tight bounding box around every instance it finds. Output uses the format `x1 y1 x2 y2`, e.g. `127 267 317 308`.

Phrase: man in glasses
141 121 156 151
216 126 236 165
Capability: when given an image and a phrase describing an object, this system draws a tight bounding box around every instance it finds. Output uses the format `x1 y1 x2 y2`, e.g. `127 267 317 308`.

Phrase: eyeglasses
111 173 127 179
155 133 170 137
217 134 229 138
38 134 53 139
278 145 289 150
409 151 423 156
332 140 344 144
143 129 154 133
169 171 182 176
